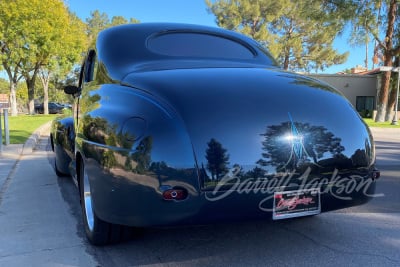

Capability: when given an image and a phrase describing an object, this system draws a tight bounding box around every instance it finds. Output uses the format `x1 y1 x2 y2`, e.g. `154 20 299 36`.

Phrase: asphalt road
0 129 399 267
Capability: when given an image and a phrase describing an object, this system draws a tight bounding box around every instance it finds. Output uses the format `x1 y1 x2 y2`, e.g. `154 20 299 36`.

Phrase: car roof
96 23 277 80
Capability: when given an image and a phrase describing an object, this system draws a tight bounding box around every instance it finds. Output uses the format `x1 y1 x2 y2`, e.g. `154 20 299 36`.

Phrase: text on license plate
273 188 321 220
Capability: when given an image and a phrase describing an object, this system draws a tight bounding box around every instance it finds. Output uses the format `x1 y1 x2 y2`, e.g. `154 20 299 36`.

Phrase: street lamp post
391 67 399 125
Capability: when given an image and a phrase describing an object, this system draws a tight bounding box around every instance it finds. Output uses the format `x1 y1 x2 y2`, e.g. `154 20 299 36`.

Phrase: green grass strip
3 114 59 144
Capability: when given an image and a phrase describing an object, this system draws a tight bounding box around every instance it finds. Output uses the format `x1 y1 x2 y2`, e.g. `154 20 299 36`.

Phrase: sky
0 0 374 78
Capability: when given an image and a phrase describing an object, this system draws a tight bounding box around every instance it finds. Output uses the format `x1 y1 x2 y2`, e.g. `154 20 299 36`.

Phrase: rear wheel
52 137 69 177
54 160 68 177
79 159 134 245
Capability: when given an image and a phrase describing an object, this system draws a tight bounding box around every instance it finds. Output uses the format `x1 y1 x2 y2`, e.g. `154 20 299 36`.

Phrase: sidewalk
0 123 96 266
0 122 52 191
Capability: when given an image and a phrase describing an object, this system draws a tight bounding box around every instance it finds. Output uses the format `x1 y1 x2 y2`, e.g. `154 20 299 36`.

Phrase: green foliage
110 16 128 26
0 78 8 94
86 10 110 45
0 0 82 69
0 3 140 116
86 10 140 47
364 118 400 128
62 107 73 116
347 0 390 66
0 0 87 115
16 82 28 105
206 0 349 72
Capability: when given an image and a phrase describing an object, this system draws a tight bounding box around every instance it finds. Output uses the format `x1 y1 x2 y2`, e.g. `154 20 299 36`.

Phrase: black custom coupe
51 23 380 245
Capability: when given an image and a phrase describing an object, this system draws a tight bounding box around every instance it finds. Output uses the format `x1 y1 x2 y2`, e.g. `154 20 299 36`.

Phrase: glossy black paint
51 117 75 175
52 23 377 228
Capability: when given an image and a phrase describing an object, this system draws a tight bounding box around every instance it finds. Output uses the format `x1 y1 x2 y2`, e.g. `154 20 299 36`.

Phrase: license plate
273 188 320 220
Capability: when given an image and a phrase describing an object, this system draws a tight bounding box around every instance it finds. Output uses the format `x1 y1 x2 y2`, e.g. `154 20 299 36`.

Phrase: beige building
307 73 379 118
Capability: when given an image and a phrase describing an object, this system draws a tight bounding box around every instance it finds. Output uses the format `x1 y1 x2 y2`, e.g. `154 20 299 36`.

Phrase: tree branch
366 24 386 51
392 46 400 57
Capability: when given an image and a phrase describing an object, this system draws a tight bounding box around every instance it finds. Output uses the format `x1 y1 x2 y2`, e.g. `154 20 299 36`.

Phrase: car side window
148 32 255 59
78 62 85 88
85 50 97 83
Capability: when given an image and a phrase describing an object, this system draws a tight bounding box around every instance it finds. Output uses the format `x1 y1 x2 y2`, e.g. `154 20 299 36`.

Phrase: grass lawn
363 118 400 128
2 114 59 144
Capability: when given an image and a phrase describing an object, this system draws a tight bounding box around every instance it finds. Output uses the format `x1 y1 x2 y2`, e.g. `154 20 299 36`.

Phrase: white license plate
273 188 321 220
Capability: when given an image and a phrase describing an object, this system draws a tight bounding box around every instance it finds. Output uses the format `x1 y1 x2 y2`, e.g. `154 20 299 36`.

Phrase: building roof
355 68 383 75
0 94 8 102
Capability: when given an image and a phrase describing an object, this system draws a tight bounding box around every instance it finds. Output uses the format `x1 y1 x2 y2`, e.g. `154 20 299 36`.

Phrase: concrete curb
369 127 400 141
369 127 400 133
21 121 52 155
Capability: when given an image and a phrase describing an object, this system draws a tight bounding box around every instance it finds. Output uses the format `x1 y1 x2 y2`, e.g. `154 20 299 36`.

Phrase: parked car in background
60 103 72 109
50 23 380 246
35 102 66 114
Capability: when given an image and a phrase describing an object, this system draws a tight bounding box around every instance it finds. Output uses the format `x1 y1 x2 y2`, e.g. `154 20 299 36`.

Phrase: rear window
147 32 255 59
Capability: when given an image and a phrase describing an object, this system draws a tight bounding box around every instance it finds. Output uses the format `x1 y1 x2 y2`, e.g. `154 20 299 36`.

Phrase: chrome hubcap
83 166 94 231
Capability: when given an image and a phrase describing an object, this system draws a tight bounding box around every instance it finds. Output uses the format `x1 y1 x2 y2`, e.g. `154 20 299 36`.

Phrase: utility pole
3 109 9 144
0 111 3 153
391 67 400 125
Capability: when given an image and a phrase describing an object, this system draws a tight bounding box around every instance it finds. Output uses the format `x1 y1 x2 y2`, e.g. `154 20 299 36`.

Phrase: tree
348 1 379 69
374 0 399 122
206 0 349 72
38 12 87 114
0 0 87 115
205 138 230 181
387 56 400 118
258 121 344 172
86 10 110 46
131 136 153 174
267 0 349 71
110 16 128 26
349 0 399 122
86 10 140 47
15 81 28 112
0 0 25 116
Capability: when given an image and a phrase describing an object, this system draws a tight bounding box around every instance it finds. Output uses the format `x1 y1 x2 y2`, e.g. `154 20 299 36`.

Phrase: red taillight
162 188 188 201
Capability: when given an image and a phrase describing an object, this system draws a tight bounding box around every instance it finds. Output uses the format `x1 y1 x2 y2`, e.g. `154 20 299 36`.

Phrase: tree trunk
375 0 397 122
9 80 18 116
386 57 399 121
283 52 290 70
43 82 49 115
39 70 51 115
4 66 20 116
376 70 391 122
26 78 35 115
24 65 40 115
